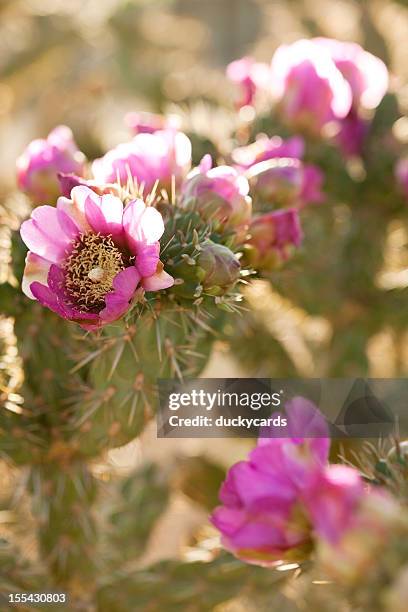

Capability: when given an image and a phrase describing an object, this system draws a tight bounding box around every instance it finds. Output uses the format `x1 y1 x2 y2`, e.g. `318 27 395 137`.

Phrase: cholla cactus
2 23 408 611
3 112 303 597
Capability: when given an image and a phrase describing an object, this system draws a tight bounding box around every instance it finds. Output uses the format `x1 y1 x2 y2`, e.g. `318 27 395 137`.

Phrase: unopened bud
196 240 240 295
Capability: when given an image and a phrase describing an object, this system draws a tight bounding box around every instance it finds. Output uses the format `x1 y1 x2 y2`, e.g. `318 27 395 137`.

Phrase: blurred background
1 0 408 593
1 0 408 185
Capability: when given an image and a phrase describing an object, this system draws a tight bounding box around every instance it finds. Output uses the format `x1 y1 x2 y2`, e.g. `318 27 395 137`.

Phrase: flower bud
16 126 86 204
246 158 303 207
197 241 240 295
245 208 303 271
181 157 252 232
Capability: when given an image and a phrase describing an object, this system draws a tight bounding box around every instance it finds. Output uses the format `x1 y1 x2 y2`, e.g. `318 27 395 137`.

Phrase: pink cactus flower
313 38 389 111
232 135 305 169
16 126 86 204
335 111 369 157
311 39 388 156
305 464 364 544
125 111 181 135
92 129 192 194
181 155 252 230
211 397 330 566
395 157 408 199
233 136 324 207
316 487 405 585
246 158 304 207
300 164 325 206
20 186 174 330
226 56 270 108
246 208 303 270
270 39 352 134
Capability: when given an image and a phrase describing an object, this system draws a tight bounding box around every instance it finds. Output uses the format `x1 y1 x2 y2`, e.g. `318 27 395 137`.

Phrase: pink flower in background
270 39 352 134
245 159 325 208
232 135 305 169
125 111 181 135
20 186 173 330
92 129 192 194
226 56 270 108
300 164 325 206
395 157 408 199
316 487 405 584
181 155 252 229
246 158 304 207
211 397 330 566
233 136 325 207
313 38 388 111
246 207 303 270
16 126 86 204
312 38 388 156
335 111 369 157
305 464 364 543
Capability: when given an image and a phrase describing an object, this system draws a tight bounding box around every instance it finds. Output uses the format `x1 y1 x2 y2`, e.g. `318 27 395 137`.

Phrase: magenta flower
335 111 369 157
20 186 174 330
316 487 404 584
300 164 325 206
211 397 330 566
312 38 388 156
246 208 303 270
181 155 252 230
305 464 364 544
270 39 352 134
16 126 86 204
125 111 181 135
395 157 408 199
234 136 324 207
314 38 388 111
232 135 305 169
226 57 270 108
92 129 192 194
246 158 304 207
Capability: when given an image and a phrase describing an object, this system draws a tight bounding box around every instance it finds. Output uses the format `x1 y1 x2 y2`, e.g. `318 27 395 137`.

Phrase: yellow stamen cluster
64 233 125 309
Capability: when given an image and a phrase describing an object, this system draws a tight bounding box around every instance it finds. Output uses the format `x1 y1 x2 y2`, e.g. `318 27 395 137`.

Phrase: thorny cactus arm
1 144 249 595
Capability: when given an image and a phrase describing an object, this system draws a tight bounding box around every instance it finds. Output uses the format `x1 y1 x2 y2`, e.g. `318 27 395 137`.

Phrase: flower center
64 233 125 310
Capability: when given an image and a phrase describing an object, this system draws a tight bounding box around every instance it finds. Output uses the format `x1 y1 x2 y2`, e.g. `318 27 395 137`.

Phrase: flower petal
20 205 73 263
84 191 124 237
56 207 82 241
56 194 90 234
136 242 160 277
30 280 71 320
141 268 174 291
99 266 140 322
31 265 101 329
123 199 165 253
22 252 52 299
